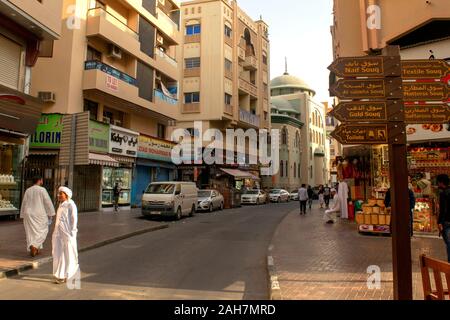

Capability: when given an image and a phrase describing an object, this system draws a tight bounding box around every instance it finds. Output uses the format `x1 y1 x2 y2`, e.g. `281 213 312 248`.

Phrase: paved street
271 206 447 300
0 202 295 300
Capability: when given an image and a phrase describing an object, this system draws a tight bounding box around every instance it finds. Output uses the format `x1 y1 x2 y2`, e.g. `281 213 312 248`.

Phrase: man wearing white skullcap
52 186 79 284
324 188 340 224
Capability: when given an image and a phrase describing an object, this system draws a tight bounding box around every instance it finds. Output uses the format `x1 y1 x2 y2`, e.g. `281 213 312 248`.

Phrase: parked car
241 189 267 205
142 182 198 220
290 190 299 201
269 189 290 203
197 190 224 212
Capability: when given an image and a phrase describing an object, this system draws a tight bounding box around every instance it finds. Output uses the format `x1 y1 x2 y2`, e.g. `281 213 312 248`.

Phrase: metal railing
87 7 139 41
154 89 178 105
84 60 138 86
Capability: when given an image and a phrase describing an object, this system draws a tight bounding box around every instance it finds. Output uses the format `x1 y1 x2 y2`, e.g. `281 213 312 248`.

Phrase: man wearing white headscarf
324 188 340 224
20 176 55 257
52 186 79 284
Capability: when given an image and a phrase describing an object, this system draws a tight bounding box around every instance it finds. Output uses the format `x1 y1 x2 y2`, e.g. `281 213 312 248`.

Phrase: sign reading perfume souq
30 114 63 148
110 125 138 158
138 135 175 163
89 120 109 154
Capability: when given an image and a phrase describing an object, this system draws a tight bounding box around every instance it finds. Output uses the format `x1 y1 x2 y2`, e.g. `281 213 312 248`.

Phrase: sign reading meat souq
109 125 138 157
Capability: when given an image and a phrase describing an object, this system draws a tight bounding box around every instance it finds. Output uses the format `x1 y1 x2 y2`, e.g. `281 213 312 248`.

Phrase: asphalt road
0 201 297 300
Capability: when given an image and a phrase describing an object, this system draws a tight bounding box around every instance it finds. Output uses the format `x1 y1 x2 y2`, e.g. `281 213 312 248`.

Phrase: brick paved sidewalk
270 206 448 300
0 209 168 277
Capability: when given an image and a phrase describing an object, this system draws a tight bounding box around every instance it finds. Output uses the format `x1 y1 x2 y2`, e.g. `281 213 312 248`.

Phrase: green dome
270 73 315 95
270 96 300 115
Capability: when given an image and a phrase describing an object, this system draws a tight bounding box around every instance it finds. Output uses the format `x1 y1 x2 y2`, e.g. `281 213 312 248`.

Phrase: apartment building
0 0 62 217
28 0 182 211
174 0 270 190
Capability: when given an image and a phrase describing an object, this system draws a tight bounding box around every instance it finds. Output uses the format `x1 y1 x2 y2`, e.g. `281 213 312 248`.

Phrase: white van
142 182 198 220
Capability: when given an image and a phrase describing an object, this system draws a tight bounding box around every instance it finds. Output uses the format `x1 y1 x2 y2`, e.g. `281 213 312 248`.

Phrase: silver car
197 190 224 212
241 189 267 205
269 189 290 203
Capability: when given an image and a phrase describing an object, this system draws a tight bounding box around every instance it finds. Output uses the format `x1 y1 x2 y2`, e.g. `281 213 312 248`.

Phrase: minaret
284 57 289 75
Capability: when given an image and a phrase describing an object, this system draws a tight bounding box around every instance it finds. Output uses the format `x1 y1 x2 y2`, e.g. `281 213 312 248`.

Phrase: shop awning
220 168 261 181
89 153 119 167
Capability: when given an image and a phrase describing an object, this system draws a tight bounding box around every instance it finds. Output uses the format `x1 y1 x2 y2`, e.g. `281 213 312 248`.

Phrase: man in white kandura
324 188 340 224
20 176 55 257
52 186 79 284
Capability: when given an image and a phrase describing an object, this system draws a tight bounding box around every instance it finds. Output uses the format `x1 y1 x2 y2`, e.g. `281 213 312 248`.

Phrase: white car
269 189 290 203
197 190 224 212
241 189 267 205
290 190 299 201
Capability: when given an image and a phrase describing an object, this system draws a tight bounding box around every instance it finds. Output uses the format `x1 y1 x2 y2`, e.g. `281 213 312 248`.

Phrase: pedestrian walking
318 185 325 209
324 185 331 208
437 174 450 262
298 184 308 215
307 185 314 210
324 188 340 224
113 182 121 212
20 176 56 257
52 186 79 284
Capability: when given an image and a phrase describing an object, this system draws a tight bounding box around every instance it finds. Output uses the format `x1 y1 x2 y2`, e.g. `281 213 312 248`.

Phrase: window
157 124 166 139
225 93 232 105
185 57 200 69
184 92 200 104
224 58 232 71
186 24 201 35
224 25 232 38
86 46 101 61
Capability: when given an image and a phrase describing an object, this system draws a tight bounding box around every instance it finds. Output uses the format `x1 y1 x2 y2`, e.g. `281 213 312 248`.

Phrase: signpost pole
384 46 413 300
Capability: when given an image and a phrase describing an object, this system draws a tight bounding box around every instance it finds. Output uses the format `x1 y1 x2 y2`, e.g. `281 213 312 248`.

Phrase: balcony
154 89 178 106
239 108 260 127
83 60 139 104
239 78 258 97
238 47 246 61
224 104 234 116
154 48 178 80
182 103 200 114
86 8 140 56
243 55 258 70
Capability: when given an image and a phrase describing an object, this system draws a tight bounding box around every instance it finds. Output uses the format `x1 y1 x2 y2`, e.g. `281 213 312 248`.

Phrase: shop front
101 125 138 211
132 135 176 207
26 113 63 201
0 86 44 217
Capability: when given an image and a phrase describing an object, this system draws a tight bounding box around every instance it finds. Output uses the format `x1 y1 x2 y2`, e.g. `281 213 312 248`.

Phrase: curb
0 223 169 280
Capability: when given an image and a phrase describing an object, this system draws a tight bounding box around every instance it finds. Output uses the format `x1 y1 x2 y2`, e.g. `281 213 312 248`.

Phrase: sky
238 0 334 103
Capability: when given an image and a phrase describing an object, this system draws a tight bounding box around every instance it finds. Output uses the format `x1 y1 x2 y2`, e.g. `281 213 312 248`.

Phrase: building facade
29 0 182 211
270 70 329 188
0 0 62 216
173 0 270 190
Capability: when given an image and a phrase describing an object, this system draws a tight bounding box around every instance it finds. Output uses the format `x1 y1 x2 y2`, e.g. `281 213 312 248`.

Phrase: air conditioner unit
103 117 111 124
38 91 56 103
156 34 164 45
107 44 122 59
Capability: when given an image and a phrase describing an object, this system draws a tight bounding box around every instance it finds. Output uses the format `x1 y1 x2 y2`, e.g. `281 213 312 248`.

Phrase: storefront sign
110 125 138 158
331 124 389 145
137 135 175 162
402 60 450 80
89 120 109 154
329 79 402 100
404 104 450 124
30 114 63 148
403 83 449 102
328 56 387 78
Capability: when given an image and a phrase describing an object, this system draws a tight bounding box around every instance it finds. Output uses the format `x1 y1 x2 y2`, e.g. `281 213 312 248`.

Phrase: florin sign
331 124 388 145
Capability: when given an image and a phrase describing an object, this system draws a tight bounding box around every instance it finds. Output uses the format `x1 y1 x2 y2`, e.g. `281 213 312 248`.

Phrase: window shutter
0 35 22 90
